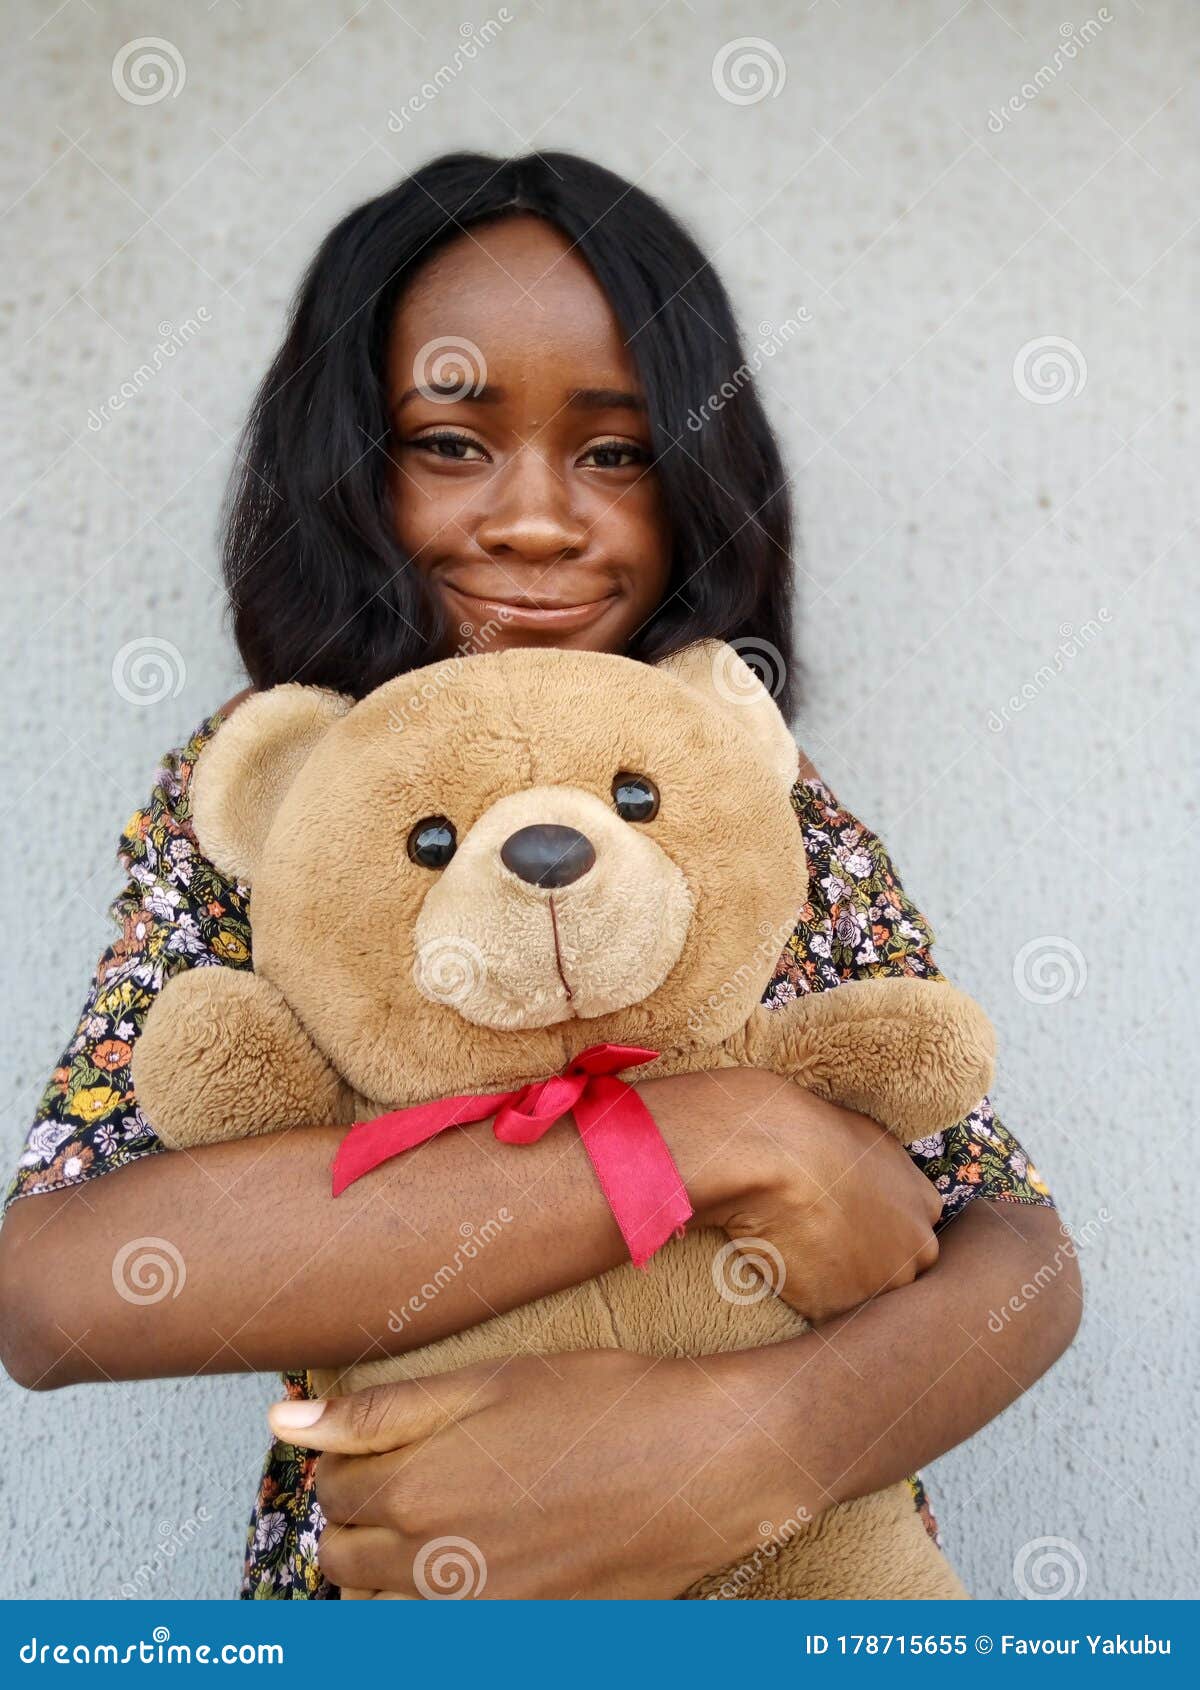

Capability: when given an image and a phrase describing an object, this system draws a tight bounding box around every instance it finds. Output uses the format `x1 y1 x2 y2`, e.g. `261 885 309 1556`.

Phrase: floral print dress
5 705 1053 1598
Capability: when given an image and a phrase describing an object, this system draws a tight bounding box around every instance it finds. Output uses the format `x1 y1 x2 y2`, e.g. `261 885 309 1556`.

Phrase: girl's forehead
389 219 637 378
400 214 584 304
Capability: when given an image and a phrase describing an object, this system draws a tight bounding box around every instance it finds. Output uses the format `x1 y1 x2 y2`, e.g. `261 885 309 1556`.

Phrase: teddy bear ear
656 640 799 789
190 684 354 884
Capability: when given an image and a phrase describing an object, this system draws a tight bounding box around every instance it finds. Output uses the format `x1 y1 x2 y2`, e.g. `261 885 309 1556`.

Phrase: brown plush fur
133 641 989 1601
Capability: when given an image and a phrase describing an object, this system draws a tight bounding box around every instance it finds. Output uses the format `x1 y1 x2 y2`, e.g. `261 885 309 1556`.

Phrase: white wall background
1 0 1195 1601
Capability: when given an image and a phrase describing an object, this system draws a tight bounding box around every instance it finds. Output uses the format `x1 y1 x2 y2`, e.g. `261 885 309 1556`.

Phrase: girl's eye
612 773 659 822
407 816 457 868
582 440 651 470
409 432 487 462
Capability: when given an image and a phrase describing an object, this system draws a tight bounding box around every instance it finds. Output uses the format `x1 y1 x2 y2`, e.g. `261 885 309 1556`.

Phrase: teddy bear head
190 640 808 1106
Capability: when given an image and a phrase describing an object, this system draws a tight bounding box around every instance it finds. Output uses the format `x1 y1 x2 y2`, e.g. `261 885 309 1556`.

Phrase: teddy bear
132 640 994 1600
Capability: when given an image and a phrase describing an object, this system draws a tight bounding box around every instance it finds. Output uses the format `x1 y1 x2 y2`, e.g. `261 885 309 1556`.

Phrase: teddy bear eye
612 773 659 823
407 816 457 869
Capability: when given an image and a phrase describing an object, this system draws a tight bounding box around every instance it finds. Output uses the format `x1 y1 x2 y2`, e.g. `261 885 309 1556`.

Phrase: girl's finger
268 1369 487 1454
317 1522 416 1596
314 1448 422 1529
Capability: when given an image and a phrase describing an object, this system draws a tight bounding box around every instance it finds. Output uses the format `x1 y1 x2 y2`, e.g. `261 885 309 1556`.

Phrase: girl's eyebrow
567 387 646 412
392 383 646 414
394 382 507 407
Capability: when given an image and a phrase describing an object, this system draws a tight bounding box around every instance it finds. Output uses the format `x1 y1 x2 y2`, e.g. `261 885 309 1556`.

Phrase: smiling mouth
445 582 617 631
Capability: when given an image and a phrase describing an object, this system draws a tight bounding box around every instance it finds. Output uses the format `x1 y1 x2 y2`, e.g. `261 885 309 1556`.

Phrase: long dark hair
221 150 799 716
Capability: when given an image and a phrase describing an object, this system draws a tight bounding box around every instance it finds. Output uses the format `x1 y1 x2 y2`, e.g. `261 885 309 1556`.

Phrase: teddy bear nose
500 824 596 889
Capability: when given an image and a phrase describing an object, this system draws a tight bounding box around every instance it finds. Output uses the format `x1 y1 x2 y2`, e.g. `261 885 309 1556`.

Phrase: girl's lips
444 582 618 633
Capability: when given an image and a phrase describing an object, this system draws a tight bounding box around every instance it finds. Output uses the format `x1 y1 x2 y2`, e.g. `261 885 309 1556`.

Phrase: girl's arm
726 1197 1080 1509
292 1198 1083 1599
0 1067 943 1387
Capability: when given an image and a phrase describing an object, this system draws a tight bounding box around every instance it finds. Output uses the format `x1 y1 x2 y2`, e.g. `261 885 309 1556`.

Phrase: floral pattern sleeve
2 703 333 1598
760 776 1053 1216
3 707 251 1210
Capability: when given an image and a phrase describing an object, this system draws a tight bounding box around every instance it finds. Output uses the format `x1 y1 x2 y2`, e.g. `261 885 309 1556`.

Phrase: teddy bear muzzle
409 785 695 1031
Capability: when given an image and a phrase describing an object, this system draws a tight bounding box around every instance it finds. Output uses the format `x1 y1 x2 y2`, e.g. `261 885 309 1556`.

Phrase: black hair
221 150 799 716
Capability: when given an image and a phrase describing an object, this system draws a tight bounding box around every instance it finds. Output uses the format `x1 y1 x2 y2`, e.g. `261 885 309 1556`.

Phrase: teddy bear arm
743 977 996 1143
131 967 355 1150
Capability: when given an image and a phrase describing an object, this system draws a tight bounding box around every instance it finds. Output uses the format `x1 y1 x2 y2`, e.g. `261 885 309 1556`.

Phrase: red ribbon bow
331 1042 692 1269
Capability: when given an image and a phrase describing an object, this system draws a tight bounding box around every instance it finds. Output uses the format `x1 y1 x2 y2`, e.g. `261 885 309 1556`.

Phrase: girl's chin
446 626 630 658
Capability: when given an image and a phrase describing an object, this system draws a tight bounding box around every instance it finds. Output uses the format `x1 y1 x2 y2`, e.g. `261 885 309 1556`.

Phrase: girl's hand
651 1067 944 1325
273 1201 1080 1601
271 1072 945 1599
272 1350 800 1599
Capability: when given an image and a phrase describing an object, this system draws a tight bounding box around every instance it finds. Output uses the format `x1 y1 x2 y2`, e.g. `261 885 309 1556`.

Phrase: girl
0 151 1078 1600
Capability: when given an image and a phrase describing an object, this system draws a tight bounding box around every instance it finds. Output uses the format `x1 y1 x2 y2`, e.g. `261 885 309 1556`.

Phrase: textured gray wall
1 0 1194 1600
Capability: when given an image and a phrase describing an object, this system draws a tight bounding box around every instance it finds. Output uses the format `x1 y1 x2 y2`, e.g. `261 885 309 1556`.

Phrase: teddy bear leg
131 967 353 1149
744 977 995 1142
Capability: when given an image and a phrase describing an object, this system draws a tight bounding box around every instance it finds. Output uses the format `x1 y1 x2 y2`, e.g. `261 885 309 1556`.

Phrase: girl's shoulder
786 760 897 882
4 697 257 1210
129 689 256 835
217 685 257 718
776 756 940 992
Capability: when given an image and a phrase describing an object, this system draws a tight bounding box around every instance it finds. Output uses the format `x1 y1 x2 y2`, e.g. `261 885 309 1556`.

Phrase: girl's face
387 214 672 658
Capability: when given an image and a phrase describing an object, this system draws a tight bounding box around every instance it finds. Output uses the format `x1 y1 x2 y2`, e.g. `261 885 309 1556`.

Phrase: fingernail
270 1399 325 1429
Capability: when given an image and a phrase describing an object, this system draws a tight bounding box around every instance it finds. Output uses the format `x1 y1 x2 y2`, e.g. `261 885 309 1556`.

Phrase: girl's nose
475 449 588 562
